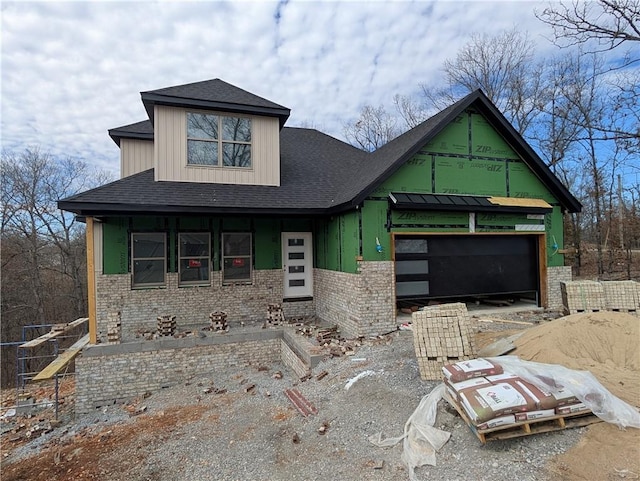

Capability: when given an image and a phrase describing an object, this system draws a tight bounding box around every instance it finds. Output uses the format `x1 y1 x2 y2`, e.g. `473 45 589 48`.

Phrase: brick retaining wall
76 330 282 413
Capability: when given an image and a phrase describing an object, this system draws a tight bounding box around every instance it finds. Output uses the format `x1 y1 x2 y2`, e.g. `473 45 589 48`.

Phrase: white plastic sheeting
371 357 640 481
487 356 640 429
369 383 450 481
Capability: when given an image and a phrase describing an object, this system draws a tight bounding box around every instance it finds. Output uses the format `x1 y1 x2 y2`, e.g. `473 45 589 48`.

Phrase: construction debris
344 370 379 391
267 303 285 325
284 388 317 417
106 312 121 344
316 326 339 343
157 315 176 337
209 311 229 331
317 420 330 435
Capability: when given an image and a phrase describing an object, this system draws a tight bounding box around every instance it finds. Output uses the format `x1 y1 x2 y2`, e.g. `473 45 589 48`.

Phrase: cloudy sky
2 1 568 177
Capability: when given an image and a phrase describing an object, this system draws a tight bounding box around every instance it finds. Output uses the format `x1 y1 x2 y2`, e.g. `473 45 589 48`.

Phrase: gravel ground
4 313 588 481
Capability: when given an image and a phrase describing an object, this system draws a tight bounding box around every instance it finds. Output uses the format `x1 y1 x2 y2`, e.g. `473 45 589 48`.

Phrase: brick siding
314 261 396 338
95 270 314 342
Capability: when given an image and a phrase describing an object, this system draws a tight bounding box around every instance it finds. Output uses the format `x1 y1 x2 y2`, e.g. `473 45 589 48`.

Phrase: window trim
186 111 252 169
222 232 253 283
178 232 211 287
131 232 167 288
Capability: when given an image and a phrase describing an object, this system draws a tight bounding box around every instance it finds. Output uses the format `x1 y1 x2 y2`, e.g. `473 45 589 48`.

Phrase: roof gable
340 90 581 213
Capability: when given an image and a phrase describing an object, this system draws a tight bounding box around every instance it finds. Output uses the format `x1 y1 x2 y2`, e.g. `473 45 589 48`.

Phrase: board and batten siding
154 105 281 186
120 139 154 178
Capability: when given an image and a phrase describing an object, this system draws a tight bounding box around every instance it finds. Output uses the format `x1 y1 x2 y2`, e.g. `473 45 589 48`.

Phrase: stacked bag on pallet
442 358 589 430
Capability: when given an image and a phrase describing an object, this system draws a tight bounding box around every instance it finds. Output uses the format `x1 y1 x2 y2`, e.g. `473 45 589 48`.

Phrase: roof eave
108 130 154 147
57 201 330 217
141 93 291 128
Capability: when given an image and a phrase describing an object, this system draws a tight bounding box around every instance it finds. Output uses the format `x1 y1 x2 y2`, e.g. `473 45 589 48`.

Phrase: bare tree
343 105 401 151
536 0 640 50
1 148 111 332
421 29 547 135
393 94 430 129
1 148 111 387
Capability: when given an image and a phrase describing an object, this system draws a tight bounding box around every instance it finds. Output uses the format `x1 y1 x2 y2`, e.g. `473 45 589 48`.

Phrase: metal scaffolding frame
1 319 88 420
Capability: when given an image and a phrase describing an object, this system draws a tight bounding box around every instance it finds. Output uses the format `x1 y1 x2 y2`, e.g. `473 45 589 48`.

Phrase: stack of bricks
602 280 640 315
157 315 176 337
106 311 121 344
267 303 285 326
411 302 476 381
209 311 229 331
561 281 606 314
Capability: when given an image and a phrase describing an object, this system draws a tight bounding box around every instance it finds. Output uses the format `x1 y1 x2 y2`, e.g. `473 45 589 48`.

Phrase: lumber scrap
19 318 89 349
477 332 526 357
32 334 90 381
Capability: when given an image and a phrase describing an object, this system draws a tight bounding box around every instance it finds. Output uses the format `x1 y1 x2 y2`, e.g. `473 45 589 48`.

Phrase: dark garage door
395 234 539 301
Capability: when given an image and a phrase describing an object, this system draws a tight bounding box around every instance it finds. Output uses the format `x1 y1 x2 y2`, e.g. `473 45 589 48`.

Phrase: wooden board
444 391 602 444
477 332 526 357
32 334 90 381
19 318 88 349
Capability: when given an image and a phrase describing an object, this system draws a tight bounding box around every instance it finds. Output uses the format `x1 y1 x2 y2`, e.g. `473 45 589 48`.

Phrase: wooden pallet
444 391 602 444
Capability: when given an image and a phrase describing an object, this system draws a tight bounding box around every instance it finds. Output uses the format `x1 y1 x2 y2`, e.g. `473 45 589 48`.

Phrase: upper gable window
187 113 252 168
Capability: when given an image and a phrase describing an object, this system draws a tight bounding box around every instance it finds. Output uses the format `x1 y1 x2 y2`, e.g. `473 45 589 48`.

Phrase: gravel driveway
4 319 587 481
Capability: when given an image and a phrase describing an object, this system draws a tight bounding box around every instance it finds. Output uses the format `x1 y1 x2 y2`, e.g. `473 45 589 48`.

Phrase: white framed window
187 112 252 168
222 233 252 282
178 232 211 286
131 232 166 287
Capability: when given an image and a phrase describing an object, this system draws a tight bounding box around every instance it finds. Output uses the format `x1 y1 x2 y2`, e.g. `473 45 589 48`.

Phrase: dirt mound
512 311 639 404
511 311 640 481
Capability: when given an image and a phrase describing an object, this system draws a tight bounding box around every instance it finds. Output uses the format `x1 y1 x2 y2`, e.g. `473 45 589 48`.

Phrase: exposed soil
1 311 639 481
511 312 640 481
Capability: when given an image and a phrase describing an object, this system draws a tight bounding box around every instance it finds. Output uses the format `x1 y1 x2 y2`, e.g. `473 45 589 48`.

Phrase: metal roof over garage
389 192 553 214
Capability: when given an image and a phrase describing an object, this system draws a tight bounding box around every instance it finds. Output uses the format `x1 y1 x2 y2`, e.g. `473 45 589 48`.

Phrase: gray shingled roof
141 78 290 127
108 120 154 146
59 127 368 215
59 86 582 216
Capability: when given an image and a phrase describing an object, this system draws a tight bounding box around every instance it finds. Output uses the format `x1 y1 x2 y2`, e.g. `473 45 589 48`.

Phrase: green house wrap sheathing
254 218 281 270
103 218 129 275
100 107 569 277
369 153 433 197
102 215 317 276
422 114 468 154
470 113 516 158
546 207 565 267
355 107 566 267
361 200 390 260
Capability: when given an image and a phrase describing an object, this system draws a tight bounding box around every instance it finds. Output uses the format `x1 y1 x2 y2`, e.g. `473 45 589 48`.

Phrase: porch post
86 216 97 344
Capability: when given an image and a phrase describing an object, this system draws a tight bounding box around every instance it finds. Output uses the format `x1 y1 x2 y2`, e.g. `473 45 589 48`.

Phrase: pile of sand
511 311 639 405
505 311 640 481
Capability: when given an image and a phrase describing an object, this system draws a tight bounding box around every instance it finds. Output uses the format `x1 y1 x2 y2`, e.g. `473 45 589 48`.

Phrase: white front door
282 232 313 298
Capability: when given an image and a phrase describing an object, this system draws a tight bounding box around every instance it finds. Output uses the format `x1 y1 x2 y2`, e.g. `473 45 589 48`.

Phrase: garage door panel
395 234 539 300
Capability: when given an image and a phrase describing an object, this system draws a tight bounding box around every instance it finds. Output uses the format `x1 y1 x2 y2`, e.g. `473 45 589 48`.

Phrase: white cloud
2 0 565 177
